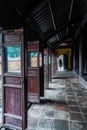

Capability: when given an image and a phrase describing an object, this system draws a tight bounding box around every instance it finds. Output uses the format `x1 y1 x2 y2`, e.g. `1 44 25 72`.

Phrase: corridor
27 71 87 130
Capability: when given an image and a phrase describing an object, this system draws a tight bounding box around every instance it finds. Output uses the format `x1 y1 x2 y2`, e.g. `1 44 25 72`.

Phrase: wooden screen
27 41 40 103
44 48 49 88
2 29 27 130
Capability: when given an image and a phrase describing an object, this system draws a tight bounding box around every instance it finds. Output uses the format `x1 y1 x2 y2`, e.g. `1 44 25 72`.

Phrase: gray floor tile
67 95 76 101
82 114 87 121
28 117 38 128
53 119 69 130
80 107 87 114
54 110 69 120
78 100 87 107
74 92 83 97
28 108 42 117
70 112 83 121
68 106 80 112
66 92 74 96
70 121 87 130
36 119 53 130
67 100 78 106
41 109 54 118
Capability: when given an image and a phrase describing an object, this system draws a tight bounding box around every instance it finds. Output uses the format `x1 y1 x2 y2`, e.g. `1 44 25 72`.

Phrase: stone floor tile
70 112 83 121
67 95 76 101
80 107 87 114
78 100 87 107
70 121 87 130
36 119 53 130
54 110 69 120
76 96 86 101
41 109 54 119
74 92 83 97
53 119 69 130
66 89 73 93
27 129 35 130
28 108 42 117
66 92 74 96
28 117 38 128
67 100 78 106
68 106 80 112
82 114 87 121
72 87 80 91
83 92 87 97
54 103 68 111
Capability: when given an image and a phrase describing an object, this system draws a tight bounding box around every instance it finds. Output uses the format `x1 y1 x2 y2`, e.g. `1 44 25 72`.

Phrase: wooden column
79 32 83 75
73 40 75 70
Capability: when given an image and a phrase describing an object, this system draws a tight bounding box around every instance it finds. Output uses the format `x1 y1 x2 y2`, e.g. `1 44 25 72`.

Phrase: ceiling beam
46 23 71 41
48 0 59 41
52 36 68 49
66 0 74 35
81 13 87 27
29 18 45 41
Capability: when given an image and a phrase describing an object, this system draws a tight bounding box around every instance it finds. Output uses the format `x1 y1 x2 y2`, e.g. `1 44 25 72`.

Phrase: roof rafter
48 0 59 42
66 0 74 35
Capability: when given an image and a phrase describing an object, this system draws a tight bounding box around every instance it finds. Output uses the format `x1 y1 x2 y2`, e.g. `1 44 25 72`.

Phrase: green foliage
7 46 21 57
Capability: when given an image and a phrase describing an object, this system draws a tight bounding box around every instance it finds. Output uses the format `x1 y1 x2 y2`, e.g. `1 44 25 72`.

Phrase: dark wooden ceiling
0 0 87 48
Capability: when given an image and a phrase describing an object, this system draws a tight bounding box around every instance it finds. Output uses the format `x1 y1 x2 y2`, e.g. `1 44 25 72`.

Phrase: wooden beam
46 22 72 41
29 18 45 41
81 13 87 27
48 0 59 41
52 36 68 49
66 0 74 35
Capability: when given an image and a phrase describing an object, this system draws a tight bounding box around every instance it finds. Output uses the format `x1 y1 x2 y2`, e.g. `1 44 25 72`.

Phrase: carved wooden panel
28 77 39 94
4 76 21 85
27 41 39 51
28 69 38 76
4 34 20 43
4 87 21 116
5 117 22 128
28 94 39 103
28 44 38 50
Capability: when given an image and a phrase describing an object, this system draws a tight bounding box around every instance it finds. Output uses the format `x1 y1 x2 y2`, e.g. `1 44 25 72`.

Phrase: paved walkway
27 71 87 130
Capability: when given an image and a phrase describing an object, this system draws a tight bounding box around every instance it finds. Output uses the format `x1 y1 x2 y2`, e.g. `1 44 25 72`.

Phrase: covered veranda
0 0 87 130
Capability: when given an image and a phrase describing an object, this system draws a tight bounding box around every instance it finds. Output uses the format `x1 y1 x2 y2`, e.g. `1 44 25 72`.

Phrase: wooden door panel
4 76 21 85
27 41 40 103
28 76 39 102
28 76 39 93
44 48 49 88
4 87 21 115
4 117 22 129
2 30 27 130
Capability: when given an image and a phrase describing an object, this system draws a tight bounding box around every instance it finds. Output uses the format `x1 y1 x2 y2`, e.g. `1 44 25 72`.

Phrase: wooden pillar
48 47 52 82
73 40 75 70
79 32 83 75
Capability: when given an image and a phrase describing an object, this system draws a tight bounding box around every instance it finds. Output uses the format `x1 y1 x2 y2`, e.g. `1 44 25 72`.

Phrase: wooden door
44 48 49 88
27 41 40 103
2 29 27 130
